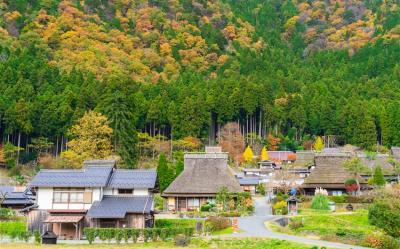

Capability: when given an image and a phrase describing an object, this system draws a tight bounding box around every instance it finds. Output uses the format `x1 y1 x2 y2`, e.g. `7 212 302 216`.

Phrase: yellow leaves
217 54 229 65
284 16 299 31
243 146 254 163
223 25 236 40
260 147 269 161
61 111 113 167
160 42 172 55
314 136 324 152
4 11 21 22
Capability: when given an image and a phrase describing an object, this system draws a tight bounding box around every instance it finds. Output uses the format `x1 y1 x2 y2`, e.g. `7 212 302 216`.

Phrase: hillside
0 0 399 167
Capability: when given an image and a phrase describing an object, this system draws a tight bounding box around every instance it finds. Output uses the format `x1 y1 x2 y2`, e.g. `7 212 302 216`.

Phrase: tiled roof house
28 160 157 239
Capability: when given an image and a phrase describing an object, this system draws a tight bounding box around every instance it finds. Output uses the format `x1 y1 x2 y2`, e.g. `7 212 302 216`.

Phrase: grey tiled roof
108 170 157 189
238 177 261 185
30 166 113 187
87 196 153 218
0 186 34 205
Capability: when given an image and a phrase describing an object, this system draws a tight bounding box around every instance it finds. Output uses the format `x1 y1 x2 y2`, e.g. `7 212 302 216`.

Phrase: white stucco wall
92 188 101 201
133 188 148 196
37 187 53 209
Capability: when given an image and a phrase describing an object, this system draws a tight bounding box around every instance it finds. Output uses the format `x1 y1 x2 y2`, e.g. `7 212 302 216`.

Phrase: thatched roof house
301 152 365 195
162 147 242 212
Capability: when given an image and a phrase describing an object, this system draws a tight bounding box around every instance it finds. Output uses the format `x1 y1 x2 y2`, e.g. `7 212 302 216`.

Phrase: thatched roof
302 152 362 189
162 152 242 197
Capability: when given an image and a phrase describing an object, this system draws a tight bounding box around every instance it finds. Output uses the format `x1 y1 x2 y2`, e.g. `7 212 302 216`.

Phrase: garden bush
288 220 303 230
363 234 400 249
84 227 195 243
174 234 190 247
368 199 400 237
0 207 15 220
273 201 288 215
155 219 197 229
33 230 41 244
84 228 96 244
205 217 231 232
328 194 348 203
0 221 27 238
311 194 330 210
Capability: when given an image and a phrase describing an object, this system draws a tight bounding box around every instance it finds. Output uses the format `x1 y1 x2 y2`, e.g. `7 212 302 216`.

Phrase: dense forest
0 0 400 167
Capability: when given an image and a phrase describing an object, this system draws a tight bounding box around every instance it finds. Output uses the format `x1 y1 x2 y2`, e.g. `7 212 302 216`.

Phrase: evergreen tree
175 160 184 177
371 165 386 187
157 153 169 192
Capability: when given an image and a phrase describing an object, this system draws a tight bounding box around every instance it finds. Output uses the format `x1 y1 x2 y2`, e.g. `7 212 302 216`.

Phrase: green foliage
371 165 386 187
155 219 197 229
205 217 231 232
369 199 400 237
273 201 288 215
311 194 330 210
328 194 348 203
174 234 190 247
33 230 40 244
157 153 175 193
0 208 15 220
0 221 27 238
84 227 195 244
0 0 400 163
84 228 96 244
256 183 266 195
175 160 184 177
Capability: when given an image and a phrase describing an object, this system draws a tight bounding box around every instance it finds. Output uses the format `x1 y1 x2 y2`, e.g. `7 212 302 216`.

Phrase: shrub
131 229 140 243
33 230 41 244
114 229 124 244
0 207 15 220
143 228 153 242
288 219 303 230
328 194 348 203
369 199 400 237
155 219 197 229
273 201 288 215
0 221 26 238
363 234 400 249
205 217 231 231
200 204 212 212
311 194 330 210
256 183 266 195
122 229 130 243
84 228 96 244
174 234 190 247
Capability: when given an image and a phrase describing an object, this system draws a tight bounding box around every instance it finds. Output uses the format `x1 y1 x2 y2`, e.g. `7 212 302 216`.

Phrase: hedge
0 221 31 241
84 227 195 244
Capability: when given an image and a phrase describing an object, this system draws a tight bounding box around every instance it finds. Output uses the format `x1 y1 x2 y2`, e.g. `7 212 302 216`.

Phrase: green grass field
0 238 326 249
271 209 381 246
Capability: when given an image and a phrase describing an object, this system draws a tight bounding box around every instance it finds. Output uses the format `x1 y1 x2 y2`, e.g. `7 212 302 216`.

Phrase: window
118 189 133 194
187 198 200 210
332 191 343 196
53 188 85 203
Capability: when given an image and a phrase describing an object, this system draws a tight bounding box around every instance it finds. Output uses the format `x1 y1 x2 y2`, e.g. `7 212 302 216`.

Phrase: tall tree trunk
170 126 173 158
56 136 59 158
17 131 21 167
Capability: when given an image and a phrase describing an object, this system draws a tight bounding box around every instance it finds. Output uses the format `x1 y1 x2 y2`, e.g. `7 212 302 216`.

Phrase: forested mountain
0 0 400 166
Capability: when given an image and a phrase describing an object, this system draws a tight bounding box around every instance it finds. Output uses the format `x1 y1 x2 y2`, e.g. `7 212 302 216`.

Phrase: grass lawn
270 209 382 246
1 238 327 249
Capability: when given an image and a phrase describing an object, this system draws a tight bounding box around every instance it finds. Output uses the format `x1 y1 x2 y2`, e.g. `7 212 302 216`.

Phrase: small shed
41 231 57 244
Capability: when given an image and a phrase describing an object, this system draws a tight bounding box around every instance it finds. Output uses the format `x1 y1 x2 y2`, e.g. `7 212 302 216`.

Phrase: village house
28 160 157 240
0 185 35 211
162 147 242 212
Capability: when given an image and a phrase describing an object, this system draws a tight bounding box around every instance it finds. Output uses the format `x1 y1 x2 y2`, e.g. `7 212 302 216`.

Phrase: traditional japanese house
28 160 157 239
162 147 242 212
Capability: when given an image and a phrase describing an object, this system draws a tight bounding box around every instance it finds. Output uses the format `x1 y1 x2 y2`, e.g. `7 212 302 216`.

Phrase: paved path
227 197 370 249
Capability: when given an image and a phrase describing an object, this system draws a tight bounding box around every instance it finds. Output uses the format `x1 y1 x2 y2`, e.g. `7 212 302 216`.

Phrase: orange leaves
4 11 21 22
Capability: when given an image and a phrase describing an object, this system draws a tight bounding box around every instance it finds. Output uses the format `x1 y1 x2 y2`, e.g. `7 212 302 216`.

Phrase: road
228 197 370 249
